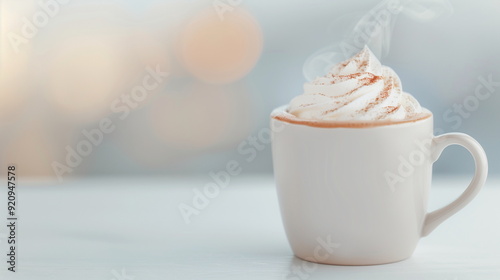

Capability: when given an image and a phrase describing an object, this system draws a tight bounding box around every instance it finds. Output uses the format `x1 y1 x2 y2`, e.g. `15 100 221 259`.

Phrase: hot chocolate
273 46 431 128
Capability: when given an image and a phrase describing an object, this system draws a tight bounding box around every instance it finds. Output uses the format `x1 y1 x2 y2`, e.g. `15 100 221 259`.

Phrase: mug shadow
285 255 414 280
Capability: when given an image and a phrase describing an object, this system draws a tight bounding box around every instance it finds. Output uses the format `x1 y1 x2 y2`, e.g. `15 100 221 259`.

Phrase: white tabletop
0 176 499 280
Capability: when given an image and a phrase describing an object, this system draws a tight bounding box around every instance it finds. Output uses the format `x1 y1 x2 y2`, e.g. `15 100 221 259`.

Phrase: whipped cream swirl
288 46 423 121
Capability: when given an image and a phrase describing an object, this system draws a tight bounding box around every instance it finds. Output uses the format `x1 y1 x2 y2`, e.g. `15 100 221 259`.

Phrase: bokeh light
40 2 137 124
178 9 263 84
0 0 35 124
45 36 129 122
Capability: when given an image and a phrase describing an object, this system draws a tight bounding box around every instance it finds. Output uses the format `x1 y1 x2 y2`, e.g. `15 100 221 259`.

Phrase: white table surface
0 176 499 280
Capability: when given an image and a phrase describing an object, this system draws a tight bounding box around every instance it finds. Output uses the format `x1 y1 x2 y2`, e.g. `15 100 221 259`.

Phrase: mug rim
271 105 433 129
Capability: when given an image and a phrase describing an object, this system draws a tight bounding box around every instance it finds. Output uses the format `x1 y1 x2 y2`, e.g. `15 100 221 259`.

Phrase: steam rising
303 0 453 81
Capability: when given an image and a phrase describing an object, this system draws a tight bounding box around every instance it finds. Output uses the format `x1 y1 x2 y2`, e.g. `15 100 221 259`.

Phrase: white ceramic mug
271 105 488 265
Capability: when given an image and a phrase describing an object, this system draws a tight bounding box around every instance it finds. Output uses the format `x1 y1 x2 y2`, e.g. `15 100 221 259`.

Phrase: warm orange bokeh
178 9 263 84
1 1 259 177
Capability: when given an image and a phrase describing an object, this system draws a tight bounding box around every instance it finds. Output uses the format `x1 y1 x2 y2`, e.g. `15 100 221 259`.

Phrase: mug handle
421 133 488 237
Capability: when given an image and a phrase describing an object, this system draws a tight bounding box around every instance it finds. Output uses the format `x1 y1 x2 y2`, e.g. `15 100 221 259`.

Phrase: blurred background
0 0 499 182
